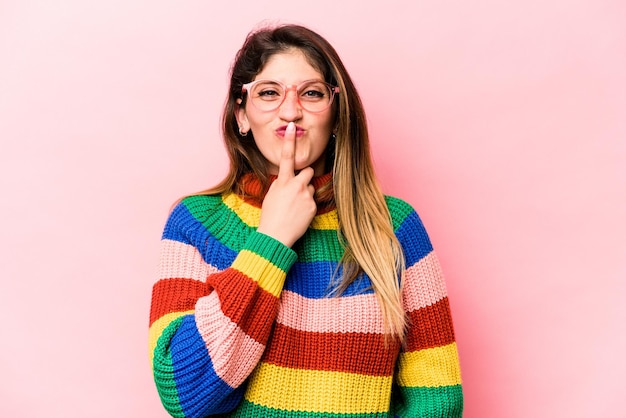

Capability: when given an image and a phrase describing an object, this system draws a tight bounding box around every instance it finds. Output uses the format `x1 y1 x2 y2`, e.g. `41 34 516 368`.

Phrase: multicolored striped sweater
149 173 463 417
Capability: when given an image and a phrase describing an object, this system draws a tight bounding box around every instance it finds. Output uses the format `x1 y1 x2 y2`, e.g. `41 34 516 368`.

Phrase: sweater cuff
231 232 297 297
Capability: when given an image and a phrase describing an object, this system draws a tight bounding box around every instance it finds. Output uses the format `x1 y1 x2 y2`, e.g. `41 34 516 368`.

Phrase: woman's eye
304 90 324 97
258 89 280 97
302 89 325 99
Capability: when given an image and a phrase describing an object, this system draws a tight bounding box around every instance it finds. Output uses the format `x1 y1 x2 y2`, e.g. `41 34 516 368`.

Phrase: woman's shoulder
179 193 224 207
165 193 228 226
384 195 421 229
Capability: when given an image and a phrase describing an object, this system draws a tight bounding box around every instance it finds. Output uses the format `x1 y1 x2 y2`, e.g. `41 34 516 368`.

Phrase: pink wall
1 1 624 417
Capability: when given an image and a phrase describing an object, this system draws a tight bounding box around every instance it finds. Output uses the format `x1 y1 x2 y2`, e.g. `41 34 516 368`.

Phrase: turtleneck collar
237 172 336 214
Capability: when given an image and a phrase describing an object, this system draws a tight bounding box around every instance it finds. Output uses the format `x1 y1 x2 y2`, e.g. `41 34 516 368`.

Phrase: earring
239 127 248 137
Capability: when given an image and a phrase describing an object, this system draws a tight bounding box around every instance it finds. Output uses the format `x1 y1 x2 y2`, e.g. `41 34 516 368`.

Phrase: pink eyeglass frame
241 79 340 113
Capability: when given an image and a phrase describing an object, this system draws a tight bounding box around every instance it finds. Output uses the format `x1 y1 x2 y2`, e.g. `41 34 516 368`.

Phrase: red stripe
150 270 281 344
149 277 208 326
207 268 280 343
405 297 456 351
239 172 335 215
262 323 401 376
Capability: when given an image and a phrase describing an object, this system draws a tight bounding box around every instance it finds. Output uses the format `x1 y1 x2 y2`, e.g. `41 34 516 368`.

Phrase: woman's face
236 49 334 176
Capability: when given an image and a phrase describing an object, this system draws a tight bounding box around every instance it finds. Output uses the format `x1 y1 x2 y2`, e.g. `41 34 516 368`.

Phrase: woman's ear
235 99 250 134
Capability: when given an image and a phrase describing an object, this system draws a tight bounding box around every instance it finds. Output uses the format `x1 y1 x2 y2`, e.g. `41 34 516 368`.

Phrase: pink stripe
402 251 448 312
159 239 219 281
195 292 265 388
276 291 385 334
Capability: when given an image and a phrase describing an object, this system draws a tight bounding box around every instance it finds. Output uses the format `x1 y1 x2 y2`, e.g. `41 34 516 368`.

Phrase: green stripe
183 195 346 263
294 197 415 262
295 228 345 262
183 195 255 250
223 399 392 417
393 385 464 417
244 232 297 272
152 316 186 418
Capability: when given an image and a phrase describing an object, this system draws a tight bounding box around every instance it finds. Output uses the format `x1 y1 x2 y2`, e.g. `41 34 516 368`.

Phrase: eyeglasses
241 79 340 113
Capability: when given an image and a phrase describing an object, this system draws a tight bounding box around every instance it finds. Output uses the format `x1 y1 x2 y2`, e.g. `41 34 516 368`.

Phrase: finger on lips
279 121 296 178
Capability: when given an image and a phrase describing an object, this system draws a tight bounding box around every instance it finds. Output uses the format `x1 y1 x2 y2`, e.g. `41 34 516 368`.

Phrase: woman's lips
276 125 305 137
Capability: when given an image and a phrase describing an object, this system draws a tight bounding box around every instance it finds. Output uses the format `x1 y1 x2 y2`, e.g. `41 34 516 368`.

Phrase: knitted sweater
149 174 463 417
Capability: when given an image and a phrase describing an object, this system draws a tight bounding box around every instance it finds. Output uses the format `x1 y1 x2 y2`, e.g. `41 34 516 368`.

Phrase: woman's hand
257 122 317 247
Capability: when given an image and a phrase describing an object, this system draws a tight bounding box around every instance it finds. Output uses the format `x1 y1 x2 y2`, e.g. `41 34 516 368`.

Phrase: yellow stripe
222 193 260 227
396 342 462 387
148 310 194 367
310 210 338 230
231 250 285 298
223 193 338 230
245 362 392 414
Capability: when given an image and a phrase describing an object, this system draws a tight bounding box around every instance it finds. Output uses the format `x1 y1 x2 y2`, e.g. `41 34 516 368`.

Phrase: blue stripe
171 315 244 417
162 203 238 271
395 210 434 267
284 261 375 298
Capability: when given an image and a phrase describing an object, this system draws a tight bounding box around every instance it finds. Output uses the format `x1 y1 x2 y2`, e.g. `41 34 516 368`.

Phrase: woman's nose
278 86 302 120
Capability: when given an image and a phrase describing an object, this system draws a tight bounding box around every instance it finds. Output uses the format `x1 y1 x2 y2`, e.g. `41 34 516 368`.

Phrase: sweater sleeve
148 200 297 418
388 199 464 417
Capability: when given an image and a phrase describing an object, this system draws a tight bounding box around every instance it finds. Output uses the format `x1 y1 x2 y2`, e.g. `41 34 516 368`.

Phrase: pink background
1 1 624 417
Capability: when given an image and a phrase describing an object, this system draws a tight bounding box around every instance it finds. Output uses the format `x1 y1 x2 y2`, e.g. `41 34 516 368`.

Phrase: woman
149 24 463 417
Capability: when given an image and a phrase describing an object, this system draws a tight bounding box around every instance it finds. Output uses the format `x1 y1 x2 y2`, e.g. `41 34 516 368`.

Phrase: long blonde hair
201 24 407 340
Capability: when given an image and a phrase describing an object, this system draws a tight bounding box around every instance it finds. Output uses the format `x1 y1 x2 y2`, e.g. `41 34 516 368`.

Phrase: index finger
278 121 296 179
